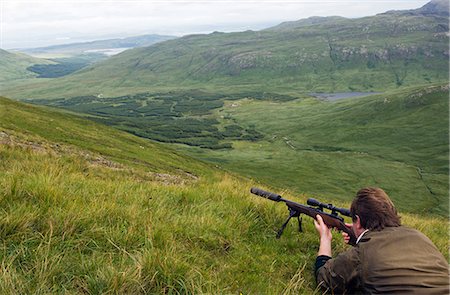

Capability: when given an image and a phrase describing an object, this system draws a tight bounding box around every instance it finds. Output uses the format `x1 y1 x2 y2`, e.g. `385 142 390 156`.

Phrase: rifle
250 187 357 246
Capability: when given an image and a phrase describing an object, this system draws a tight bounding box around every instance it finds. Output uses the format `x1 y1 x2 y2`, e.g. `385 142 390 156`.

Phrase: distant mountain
417 0 450 16
383 0 449 17
19 34 177 57
2 1 448 99
0 49 54 82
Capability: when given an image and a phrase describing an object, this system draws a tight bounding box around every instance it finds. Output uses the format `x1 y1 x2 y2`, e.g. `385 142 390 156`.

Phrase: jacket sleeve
316 247 361 293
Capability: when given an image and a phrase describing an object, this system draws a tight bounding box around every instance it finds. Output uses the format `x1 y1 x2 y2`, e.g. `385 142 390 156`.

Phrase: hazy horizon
2 0 429 50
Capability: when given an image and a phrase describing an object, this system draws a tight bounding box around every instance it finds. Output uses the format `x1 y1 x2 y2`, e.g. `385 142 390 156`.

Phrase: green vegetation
0 49 54 82
27 54 107 78
23 84 449 216
0 96 447 294
26 91 286 149
0 97 208 176
175 85 449 216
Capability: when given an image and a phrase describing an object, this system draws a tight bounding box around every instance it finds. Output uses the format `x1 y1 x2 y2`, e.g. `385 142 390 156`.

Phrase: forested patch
27 90 278 148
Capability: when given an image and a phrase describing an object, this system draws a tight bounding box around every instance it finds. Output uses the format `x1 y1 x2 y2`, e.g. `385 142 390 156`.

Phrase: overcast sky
1 0 430 49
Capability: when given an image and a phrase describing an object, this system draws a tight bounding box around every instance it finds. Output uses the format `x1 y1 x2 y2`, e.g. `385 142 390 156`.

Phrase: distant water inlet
84 47 131 56
310 92 381 101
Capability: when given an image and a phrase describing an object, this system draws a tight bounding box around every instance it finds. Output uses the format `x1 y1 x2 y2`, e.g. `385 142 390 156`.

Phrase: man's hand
314 214 332 241
341 223 353 244
314 215 333 257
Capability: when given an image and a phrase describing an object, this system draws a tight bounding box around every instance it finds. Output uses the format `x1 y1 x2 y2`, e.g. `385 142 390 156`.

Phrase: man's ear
355 215 363 230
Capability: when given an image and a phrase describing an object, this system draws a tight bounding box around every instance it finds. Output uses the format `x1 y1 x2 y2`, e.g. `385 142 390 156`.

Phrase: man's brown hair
351 187 401 230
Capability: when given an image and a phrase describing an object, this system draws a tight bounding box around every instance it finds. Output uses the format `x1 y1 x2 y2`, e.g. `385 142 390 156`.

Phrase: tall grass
0 141 447 294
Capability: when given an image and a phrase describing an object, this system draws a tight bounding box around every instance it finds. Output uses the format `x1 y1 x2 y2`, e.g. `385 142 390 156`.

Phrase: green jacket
316 226 449 294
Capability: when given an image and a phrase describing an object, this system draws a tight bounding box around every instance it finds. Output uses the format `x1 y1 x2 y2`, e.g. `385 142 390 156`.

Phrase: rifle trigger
298 214 303 232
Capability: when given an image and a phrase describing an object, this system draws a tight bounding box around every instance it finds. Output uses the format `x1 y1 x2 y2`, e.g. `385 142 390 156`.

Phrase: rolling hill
0 95 447 293
0 35 177 87
1 0 448 100
0 49 54 82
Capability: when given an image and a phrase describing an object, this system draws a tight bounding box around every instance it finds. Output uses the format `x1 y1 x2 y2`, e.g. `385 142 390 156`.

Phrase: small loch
310 92 381 101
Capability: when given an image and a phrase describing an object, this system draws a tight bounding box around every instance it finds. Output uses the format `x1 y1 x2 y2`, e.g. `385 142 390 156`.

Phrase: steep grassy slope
174 84 449 216
0 97 209 176
0 49 54 82
1 7 448 100
0 97 447 293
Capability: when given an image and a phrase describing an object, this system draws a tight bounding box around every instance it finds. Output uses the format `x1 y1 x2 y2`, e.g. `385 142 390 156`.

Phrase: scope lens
307 198 321 206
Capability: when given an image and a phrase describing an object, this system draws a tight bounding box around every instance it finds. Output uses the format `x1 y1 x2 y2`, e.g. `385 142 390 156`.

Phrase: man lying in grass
314 187 449 294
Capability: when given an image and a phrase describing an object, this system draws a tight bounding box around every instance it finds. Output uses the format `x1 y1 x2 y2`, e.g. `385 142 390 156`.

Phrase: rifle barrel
250 187 282 202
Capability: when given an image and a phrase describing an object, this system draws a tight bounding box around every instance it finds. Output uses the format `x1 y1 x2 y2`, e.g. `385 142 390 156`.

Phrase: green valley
176 85 449 216
25 84 449 216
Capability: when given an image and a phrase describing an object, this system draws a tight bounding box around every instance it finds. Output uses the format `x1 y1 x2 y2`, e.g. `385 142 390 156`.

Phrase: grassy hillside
1 9 448 100
0 49 54 82
174 84 449 216
25 54 109 78
0 97 447 293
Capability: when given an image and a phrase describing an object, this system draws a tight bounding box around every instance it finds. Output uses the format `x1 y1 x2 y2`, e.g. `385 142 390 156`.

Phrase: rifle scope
307 198 351 217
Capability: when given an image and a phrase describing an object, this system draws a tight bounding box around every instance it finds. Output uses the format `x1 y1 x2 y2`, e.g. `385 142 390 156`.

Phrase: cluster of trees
30 91 266 149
